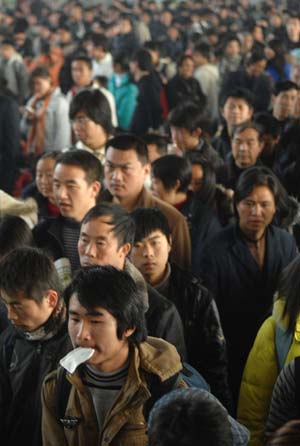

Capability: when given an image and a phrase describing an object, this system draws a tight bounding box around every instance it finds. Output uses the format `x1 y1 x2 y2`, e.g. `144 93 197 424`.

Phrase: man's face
222 97 253 127
247 59 266 77
178 57 195 79
71 60 92 87
273 88 298 121
287 18 300 41
170 126 199 151
68 293 132 373
53 164 100 222
131 230 171 285
104 148 150 204
78 216 129 269
1 290 57 332
237 185 276 235
1 44 14 60
32 76 52 97
231 128 263 168
72 111 108 150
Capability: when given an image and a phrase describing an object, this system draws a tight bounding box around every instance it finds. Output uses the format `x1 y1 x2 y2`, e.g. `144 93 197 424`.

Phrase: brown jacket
42 337 183 446
101 186 191 270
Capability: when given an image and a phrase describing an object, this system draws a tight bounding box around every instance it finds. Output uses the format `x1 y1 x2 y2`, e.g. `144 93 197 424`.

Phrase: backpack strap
275 324 293 371
56 366 72 424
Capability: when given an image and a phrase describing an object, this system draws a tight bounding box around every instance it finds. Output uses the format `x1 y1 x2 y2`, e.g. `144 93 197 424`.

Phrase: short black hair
55 150 103 184
177 53 194 68
232 121 264 141
64 266 147 345
194 42 211 60
30 65 51 80
245 51 266 66
253 112 281 138
143 133 169 156
131 208 171 245
0 216 34 258
0 247 62 302
105 133 149 165
113 51 130 71
148 388 233 446
82 203 136 248
168 102 209 133
38 150 61 162
234 165 282 208
220 87 255 109
131 48 153 71
273 80 299 96
151 155 192 193
92 33 108 52
71 55 93 70
69 89 113 134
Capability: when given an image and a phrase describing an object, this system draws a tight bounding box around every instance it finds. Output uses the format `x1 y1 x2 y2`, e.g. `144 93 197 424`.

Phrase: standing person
102 133 191 270
0 37 29 104
0 247 71 446
22 151 60 220
21 66 71 156
129 49 163 135
198 166 297 408
108 51 137 130
0 93 21 194
41 266 183 446
33 150 102 275
130 207 232 411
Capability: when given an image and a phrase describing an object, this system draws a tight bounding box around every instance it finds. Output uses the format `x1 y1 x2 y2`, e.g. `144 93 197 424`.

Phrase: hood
124 259 149 312
273 297 300 342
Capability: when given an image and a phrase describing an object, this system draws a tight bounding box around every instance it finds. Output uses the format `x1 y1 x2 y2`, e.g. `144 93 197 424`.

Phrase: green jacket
42 337 183 446
237 299 300 446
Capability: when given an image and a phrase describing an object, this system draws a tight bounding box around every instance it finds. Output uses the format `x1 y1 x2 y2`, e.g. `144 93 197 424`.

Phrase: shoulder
202 225 236 253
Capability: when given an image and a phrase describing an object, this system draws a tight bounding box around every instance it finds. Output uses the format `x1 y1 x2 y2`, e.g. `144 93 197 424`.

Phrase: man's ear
45 290 59 309
143 163 151 177
91 181 101 197
120 242 131 258
123 327 136 339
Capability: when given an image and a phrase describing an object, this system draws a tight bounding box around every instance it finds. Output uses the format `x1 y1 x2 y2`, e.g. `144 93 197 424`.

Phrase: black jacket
216 155 263 191
166 74 206 110
146 283 187 360
22 182 52 220
0 323 72 446
167 263 232 411
197 224 298 401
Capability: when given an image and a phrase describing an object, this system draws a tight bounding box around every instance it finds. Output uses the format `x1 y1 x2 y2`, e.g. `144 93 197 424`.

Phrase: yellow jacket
42 337 183 446
237 299 300 446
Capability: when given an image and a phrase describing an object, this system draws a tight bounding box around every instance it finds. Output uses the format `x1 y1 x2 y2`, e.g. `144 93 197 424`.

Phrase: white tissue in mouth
60 347 95 374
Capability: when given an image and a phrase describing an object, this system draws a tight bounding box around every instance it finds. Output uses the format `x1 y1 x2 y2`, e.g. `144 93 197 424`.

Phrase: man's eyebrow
69 309 105 317
80 232 108 241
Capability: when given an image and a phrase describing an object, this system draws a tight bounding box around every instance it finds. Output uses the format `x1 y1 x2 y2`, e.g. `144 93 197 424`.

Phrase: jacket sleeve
191 286 233 413
41 371 66 446
265 359 298 439
170 213 191 271
237 317 278 446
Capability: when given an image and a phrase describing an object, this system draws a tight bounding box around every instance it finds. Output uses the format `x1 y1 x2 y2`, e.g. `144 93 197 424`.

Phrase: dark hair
92 33 108 52
113 51 130 71
194 42 211 60
30 65 51 81
151 155 192 193
273 80 299 96
278 255 300 333
143 133 169 157
38 150 61 162
105 133 149 165
168 102 209 133
55 150 103 184
232 121 264 141
131 48 153 72
0 216 34 258
64 266 147 344
177 54 194 68
234 166 283 210
253 113 281 138
148 388 233 446
186 154 217 205
69 89 113 134
266 39 287 81
1 37 15 48
220 87 255 109
71 55 93 70
245 51 266 66
82 203 136 248
0 247 62 301
131 208 171 244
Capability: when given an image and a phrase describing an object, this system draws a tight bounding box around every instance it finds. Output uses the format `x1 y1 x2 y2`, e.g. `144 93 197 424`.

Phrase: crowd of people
2 0 300 445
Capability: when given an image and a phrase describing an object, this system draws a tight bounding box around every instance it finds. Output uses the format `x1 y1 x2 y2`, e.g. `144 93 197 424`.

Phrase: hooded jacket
42 337 183 446
238 299 300 446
